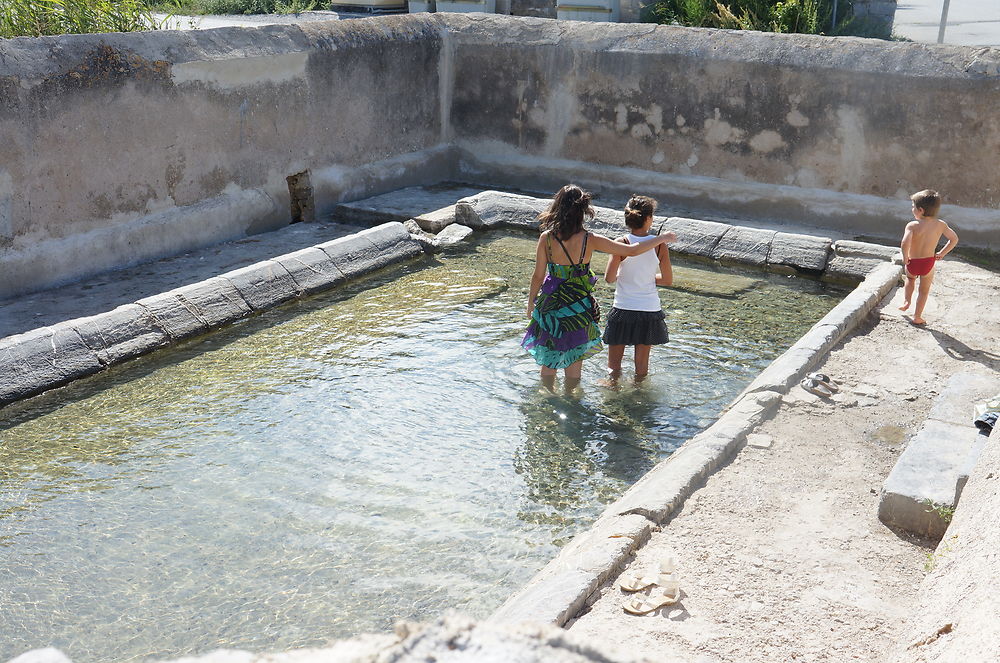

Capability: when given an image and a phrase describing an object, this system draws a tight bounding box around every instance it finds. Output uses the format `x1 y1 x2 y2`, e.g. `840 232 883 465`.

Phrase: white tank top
612 233 661 312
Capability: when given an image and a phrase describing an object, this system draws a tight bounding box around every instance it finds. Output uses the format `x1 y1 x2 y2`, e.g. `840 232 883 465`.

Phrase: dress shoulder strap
579 232 589 263
553 234 576 264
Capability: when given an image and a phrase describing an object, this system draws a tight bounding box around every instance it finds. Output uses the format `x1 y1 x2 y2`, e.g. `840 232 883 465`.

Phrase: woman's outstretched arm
591 231 677 257
604 236 627 283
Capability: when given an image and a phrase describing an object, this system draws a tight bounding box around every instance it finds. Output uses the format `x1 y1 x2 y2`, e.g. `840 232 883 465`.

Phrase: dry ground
567 257 1000 662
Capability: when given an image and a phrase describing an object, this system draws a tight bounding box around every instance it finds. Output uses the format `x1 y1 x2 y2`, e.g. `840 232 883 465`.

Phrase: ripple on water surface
0 233 847 662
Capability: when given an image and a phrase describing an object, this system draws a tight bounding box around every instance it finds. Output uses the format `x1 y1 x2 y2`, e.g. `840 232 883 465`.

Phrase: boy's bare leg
912 272 934 325
634 345 652 378
899 274 916 311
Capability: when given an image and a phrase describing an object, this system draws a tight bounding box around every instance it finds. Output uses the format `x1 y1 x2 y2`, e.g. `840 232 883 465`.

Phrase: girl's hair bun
623 195 657 230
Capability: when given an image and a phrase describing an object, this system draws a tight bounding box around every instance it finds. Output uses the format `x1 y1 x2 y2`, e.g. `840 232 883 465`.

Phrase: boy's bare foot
911 316 927 326
898 301 910 311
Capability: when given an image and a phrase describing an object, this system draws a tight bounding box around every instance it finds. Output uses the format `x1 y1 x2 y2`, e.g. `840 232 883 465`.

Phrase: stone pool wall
0 16 452 299
3 14 1000 299
445 16 1000 246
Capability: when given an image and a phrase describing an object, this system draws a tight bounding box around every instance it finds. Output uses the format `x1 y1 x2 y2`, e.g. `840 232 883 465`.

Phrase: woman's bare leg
540 365 557 391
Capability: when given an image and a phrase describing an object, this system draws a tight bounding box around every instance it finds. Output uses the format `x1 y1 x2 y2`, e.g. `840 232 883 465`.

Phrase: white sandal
800 377 834 397
805 372 839 391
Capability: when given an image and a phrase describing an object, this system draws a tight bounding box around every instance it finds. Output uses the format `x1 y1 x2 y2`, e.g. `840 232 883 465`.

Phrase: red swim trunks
906 256 938 277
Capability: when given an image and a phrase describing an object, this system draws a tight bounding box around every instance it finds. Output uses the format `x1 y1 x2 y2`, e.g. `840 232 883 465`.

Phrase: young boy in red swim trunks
898 190 959 325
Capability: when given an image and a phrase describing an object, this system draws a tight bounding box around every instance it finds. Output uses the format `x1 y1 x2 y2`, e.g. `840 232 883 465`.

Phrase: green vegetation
152 0 316 14
643 0 892 39
0 0 165 37
923 499 956 524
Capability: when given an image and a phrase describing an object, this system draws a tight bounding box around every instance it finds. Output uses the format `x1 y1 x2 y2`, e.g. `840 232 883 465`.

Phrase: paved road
153 9 376 30
894 0 1000 46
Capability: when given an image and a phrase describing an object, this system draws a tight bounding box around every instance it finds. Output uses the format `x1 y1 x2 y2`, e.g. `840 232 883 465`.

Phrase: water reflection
0 234 847 662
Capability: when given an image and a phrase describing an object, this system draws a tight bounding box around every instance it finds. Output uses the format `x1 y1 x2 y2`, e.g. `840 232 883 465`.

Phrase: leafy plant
923 534 958 571
275 0 316 14
923 499 956 524
0 0 166 37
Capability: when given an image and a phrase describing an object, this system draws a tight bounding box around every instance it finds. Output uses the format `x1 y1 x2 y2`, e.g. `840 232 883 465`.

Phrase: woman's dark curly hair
538 184 594 241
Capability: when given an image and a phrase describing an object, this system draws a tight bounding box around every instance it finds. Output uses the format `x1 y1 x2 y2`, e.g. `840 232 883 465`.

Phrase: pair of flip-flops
619 557 681 615
799 372 839 397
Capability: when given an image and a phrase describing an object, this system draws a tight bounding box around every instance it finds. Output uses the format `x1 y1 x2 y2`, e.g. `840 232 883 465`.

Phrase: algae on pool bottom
0 234 848 663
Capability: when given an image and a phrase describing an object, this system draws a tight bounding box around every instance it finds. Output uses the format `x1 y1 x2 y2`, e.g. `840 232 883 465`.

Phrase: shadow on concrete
926 328 1000 373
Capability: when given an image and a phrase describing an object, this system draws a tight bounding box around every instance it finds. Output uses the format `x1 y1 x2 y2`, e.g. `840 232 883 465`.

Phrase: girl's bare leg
607 345 625 379
634 345 652 378
912 272 934 325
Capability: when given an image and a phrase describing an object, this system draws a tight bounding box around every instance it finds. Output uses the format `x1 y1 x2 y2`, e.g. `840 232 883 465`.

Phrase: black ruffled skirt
602 307 669 346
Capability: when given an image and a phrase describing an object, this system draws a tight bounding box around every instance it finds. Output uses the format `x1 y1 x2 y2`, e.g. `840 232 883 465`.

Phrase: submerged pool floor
0 234 847 662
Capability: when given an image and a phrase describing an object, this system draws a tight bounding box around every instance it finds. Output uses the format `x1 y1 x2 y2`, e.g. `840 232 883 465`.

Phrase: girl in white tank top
602 195 673 382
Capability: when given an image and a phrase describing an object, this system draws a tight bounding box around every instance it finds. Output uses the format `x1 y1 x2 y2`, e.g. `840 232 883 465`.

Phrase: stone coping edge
491 261 902 627
0 223 423 409
454 190 901 282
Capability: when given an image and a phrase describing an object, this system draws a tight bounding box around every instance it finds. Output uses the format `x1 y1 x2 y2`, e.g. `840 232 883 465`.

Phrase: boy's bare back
903 217 953 259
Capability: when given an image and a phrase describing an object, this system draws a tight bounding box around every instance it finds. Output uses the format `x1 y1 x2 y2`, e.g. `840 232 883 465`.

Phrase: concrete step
878 371 997 539
331 184 484 232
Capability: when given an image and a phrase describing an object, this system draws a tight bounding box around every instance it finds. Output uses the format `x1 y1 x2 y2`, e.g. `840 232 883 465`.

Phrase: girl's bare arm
655 246 673 287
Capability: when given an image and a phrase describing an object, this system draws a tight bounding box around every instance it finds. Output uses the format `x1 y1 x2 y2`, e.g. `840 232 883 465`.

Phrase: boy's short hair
910 190 942 217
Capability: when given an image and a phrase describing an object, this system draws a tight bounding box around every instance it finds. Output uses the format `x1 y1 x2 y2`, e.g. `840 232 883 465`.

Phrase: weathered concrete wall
4 15 1000 299
443 16 1000 248
0 16 451 299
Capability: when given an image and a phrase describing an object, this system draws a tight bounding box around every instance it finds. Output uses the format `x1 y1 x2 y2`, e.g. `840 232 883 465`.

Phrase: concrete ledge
273 247 348 294
220 260 302 312
768 231 832 273
711 226 776 266
136 292 212 341
450 191 896 282
70 303 171 366
879 420 978 540
0 326 103 406
740 262 901 398
332 184 482 228
878 371 997 540
660 217 729 258
0 222 423 408
491 514 653 625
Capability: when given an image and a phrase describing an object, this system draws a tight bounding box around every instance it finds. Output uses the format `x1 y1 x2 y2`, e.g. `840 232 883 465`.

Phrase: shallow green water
0 234 847 662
